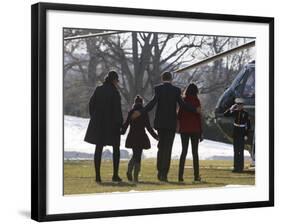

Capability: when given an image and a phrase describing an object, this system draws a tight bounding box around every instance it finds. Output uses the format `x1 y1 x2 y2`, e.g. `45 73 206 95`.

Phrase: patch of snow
64 115 250 160
128 190 139 192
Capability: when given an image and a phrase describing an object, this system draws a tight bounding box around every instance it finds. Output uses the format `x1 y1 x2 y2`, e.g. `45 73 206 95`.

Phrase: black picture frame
31 2 274 222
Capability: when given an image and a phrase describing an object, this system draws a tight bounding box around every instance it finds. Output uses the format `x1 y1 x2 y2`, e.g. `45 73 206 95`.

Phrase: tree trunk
151 33 161 85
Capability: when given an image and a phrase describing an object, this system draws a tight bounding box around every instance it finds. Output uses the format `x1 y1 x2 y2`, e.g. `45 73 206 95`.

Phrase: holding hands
154 134 159 141
120 128 126 135
131 110 141 120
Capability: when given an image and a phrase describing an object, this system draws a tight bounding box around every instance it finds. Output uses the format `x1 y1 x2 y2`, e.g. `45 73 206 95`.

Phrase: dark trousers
233 127 245 171
157 129 176 180
179 133 200 179
129 148 143 165
128 148 143 172
127 148 143 180
94 144 120 179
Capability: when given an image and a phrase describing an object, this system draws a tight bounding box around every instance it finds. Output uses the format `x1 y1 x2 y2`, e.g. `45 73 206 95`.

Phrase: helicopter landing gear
250 135 255 167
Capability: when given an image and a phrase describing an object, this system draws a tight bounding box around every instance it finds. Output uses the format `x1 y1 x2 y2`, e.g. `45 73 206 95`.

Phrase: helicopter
174 41 256 162
214 60 255 160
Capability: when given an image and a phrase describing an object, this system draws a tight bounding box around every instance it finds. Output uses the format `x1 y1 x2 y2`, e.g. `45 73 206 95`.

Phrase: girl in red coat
177 83 202 182
121 96 159 182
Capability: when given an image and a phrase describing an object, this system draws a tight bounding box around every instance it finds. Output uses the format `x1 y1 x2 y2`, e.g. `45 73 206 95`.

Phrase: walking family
84 70 250 184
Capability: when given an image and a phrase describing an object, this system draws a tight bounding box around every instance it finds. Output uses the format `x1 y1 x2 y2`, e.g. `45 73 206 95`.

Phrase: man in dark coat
84 71 123 183
131 72 201 182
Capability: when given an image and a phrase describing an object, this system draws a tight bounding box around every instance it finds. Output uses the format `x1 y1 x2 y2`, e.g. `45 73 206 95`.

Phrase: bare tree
63 29 254 118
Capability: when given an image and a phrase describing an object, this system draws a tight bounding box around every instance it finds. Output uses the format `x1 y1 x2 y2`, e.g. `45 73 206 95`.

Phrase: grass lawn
64 159 255 195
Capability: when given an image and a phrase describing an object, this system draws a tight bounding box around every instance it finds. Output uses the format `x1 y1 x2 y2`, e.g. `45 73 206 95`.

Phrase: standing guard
224 98 251 172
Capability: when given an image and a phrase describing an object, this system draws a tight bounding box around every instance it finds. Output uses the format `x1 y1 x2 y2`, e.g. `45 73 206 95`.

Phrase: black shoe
133 176 139 183
178 176 184 182
112 175 122 182
127 172 133 181
157 172 162 181
194 176 201 182
161 176 168 182
95 176 102 183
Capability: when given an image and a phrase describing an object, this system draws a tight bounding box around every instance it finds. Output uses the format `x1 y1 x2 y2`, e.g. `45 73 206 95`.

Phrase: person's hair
185 83 199 96
134 95 143 105
104 70 119 83
161 72 172 81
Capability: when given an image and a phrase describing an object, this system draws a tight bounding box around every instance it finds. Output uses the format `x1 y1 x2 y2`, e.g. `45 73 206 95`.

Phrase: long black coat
142 82 196 131
121 105 158 149
84 82 123 146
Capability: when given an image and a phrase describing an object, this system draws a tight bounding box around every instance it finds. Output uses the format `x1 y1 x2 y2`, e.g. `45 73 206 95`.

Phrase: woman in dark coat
121 96 158 182
177 83 202 182
84 71 123 183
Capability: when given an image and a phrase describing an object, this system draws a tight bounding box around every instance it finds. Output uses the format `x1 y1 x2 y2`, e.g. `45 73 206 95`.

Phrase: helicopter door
234 67 255 107
242 68 255 96
242 67 255 108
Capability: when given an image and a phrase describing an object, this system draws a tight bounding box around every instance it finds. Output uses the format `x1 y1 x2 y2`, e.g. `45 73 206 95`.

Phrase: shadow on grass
201 168 255 173
99 182 137 187
98 180 169 187
65 178 231 187
206 170 255 179
167 180 209 185
240 170 255 174
137 181 164 186
97 180 197 187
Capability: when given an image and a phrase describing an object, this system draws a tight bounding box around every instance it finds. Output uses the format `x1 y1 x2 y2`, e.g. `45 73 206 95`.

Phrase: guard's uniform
224 108 251 172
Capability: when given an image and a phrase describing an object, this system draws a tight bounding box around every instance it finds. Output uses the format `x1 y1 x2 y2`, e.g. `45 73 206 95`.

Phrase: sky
64 29 255 69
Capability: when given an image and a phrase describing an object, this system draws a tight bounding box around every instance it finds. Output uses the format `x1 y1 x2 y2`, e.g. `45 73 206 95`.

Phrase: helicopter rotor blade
64 31 128 41
174 40 255 73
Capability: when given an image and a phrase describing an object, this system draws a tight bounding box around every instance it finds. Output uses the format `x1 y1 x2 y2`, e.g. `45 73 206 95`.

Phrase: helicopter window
242 68 255 98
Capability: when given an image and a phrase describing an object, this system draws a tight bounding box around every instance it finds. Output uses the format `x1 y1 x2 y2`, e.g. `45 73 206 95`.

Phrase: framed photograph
31 2 274 222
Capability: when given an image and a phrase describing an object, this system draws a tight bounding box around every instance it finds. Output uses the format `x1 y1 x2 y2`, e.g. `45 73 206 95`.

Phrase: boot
95 173 102 183
178 175 184 182
112 149 122 182
133 163 140 183
193 163 201 182
194 175 201 182
178 164 184 182
127 158 134 181
112 175 122 182
94 153 102 183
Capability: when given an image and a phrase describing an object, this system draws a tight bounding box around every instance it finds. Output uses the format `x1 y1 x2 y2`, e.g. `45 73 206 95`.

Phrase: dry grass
64 159 255 195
